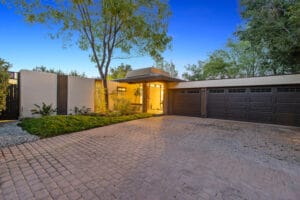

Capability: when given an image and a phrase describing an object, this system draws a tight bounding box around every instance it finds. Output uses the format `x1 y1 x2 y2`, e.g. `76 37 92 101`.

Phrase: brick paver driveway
1 116 300 200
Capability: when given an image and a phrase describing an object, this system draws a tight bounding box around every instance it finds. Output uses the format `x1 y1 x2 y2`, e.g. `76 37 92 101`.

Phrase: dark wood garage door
170 89 201 116
207 86 300 126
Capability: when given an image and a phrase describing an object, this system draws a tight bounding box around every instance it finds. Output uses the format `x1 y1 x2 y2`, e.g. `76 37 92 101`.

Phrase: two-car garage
168 74 300 127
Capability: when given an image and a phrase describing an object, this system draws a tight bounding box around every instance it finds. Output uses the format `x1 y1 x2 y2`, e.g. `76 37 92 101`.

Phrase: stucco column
142 82 148 113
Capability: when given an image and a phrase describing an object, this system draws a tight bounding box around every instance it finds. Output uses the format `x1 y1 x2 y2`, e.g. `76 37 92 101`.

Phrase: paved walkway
1 116 300 200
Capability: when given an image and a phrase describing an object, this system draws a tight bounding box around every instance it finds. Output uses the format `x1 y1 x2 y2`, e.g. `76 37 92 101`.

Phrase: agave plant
31 102 56 116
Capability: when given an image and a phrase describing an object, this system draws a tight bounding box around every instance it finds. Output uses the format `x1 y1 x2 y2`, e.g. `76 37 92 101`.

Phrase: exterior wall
20 70 57 118
67 76 95 114
107 81 142 112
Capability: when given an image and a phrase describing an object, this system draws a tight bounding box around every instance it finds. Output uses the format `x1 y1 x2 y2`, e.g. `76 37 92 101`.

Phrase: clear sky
0 0 241 78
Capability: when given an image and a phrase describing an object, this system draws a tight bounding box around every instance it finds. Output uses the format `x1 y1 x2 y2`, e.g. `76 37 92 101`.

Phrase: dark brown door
275 87 300 126
207 86 300 127
170 89 201 116
57 75 68 115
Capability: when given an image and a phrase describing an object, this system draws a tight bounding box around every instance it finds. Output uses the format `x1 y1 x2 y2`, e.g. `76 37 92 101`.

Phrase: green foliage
7 0 172 109
183 39 269 80
32 66 86 78
69 70 86 78
237 0 300 74
156 60 178 78
183 0 300 80
31 102 57 116
71 106 91 115
0 58 11 113
33 66 65 75
110 63 132 79
203 49 239 79
19 113 153 138
182 61 206 81
112 97 135 115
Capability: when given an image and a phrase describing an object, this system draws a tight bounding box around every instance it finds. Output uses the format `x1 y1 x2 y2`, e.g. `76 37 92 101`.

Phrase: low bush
31 102 56 116
19 113 152 138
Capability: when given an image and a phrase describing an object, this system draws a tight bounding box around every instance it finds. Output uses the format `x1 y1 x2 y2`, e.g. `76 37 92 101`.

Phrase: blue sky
0 0 241 78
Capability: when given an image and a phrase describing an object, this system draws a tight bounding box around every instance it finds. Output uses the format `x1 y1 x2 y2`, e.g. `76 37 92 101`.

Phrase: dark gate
0 84 19 119
57 75 68 115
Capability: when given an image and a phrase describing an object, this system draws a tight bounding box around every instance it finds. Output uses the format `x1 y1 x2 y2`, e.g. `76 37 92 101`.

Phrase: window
117 87 126 96
250 88 271 93
209 89 224 93
187 90 200 94
228 88 246 93
277 88 300 93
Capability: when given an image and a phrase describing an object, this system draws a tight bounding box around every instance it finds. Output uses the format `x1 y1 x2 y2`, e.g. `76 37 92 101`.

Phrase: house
11 68 300 127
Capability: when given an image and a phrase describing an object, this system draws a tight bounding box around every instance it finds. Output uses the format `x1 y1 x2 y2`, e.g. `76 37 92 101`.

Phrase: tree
0 58 11 113
182 61 205 81
69 70 86 78
33 66 64 75
110 63 132 79
237 0 300 74
226 39 262 77
7 0 171 110
156 60 178 78
202 50 239 79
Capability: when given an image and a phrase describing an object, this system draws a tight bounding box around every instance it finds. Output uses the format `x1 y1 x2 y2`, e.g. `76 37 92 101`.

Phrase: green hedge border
19 113 153 138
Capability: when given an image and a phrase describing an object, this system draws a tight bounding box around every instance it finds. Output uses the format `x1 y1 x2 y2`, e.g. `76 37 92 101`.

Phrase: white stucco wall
20 70 57 118
68 76 95 114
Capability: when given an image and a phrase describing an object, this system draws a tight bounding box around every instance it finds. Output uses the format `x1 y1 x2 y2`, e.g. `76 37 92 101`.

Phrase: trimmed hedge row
19 113 152 138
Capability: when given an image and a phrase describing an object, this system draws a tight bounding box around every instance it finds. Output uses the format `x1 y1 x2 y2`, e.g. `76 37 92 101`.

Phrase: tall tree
156 60 178 78
7 0 171 109
0 58 11 113
226 39 262 77
237 0 300 74
182 61 205 81
110 63 132 79
202 50 239 79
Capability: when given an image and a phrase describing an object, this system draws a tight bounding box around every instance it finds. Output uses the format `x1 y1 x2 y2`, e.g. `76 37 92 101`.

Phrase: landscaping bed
19 113 152 138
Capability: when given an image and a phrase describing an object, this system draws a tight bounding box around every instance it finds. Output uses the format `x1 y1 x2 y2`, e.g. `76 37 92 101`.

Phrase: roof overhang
115 74 184 83
114 67 184 83
168 74 300 89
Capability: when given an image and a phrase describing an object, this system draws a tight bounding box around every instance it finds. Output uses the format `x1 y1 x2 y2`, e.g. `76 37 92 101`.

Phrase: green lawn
19 113 152 138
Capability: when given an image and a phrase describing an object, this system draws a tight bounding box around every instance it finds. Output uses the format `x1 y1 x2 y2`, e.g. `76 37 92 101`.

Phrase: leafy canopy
0 58 11 113
156 60 178 78
237 0 300 74
6 0 172 109
110 63 132 79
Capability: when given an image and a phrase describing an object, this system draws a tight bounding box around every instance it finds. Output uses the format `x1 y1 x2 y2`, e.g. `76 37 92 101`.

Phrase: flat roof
168 74 300 89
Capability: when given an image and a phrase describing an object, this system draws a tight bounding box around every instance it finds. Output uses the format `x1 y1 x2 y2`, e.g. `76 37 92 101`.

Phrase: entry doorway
147 83 164 114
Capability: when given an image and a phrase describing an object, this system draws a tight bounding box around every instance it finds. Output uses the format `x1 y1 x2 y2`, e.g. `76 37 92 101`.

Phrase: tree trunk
102 78 109 110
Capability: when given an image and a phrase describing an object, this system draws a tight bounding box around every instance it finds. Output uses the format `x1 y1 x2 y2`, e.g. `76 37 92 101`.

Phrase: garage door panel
249 95 272 102
277 104 300 114
248 112 273 123
250 103 273 112
171 90 201 116
275 113 300 126
179 85 300 126
227 112 248 120
227 102 248 109
277 95 300 103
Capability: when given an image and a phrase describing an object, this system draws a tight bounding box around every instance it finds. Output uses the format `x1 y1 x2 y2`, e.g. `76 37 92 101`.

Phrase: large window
117 87 126 96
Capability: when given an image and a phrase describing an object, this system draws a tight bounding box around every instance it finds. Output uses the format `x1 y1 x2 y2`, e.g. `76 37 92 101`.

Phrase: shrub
0 59 11 113
113 97 135 115
71 106 91 115
31 102 56 116
19 113 153 138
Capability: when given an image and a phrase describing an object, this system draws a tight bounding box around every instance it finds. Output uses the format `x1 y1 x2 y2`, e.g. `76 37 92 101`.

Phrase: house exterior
17 68 300 127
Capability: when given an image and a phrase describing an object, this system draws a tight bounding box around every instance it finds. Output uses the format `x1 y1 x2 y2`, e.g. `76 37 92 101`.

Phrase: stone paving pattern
1 116 300 200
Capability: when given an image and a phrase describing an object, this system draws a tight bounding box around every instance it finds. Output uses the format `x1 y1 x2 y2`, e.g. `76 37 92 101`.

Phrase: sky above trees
0 0 241 78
